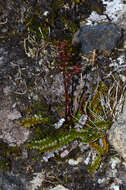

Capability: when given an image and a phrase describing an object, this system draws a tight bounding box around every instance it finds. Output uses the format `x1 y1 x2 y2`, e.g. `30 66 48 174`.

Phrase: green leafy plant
22 79 112 173
22 34 114 173
88 134 109 172
27 128 100 152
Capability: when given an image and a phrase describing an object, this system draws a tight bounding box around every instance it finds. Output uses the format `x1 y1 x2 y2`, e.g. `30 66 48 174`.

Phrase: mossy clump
0 142 21 171
23 99 59 125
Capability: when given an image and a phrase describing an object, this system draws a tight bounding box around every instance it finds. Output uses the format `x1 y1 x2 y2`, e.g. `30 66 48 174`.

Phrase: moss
0 158 10 171
0 142 21 156
26 99 49 115
57 103 65 118
52 0 65 14
23 99 58 126
23 0 80 55
24 14 50 41
60 16 78 34
22 98 60 142
0 142 21 171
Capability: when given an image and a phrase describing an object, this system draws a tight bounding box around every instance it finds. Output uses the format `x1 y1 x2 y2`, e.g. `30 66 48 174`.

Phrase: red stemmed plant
56 41 82 127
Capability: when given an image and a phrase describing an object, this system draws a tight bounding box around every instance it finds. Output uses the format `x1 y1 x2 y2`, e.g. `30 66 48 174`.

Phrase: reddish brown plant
56 41 82 127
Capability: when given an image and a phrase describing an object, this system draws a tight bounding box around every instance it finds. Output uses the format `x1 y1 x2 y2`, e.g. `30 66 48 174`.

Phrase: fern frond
21 115 49 128
89 82 108 115
87 156 102 173
27 128 100 153
88 134 109 173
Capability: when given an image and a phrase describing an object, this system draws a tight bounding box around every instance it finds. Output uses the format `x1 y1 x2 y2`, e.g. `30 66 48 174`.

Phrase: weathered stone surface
38 59 64 109
108 98 126 161
0 172 26 190
72 23 121 54
0 47 9 80
0 108 29 146
50 185 69 190
0 171 45 190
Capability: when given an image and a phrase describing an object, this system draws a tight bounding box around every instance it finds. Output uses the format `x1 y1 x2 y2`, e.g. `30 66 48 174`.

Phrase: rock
68 157 83 166
49 185 69 190
72 23 121 54
110 183 120 190
38 59 65 112
29 172 44 190
118 164 126 186
0 47 9 80
108 98 126 161
0 171 44 190
0 100 29 146
103 0 126 23
7 110 22 120
86 11 108 25
116 8 126 44
0 171 26 190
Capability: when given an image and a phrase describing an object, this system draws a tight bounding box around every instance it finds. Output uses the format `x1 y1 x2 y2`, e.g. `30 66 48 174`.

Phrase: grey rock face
0 171 44 190
72 23 121 54
0 109 29 146
38 59 64 106
108 99 126 161
0 47 9 80
0 172 26 190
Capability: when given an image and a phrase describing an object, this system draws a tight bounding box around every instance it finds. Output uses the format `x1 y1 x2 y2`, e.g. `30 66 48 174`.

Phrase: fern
27 128 101 152
23 82 111 157
88 134 109 172
89 82 108 115
22 77 112 173
88 156 102 173
21 115 49 128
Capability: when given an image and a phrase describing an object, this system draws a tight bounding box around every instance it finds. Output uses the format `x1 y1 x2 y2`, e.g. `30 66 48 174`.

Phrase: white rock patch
102 0 126 22
49 185 69 190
